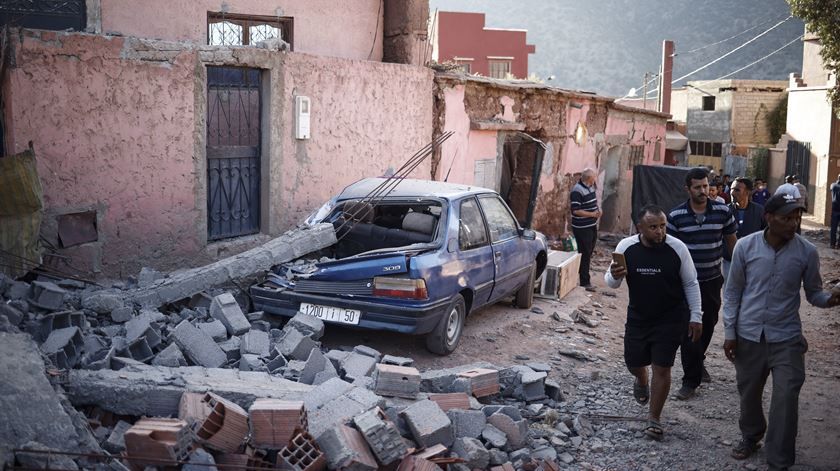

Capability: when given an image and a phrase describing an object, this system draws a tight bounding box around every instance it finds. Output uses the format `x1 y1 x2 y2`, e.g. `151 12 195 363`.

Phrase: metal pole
642 72 650 110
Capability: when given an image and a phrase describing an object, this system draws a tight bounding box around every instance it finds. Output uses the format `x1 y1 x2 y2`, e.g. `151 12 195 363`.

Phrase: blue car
250 178 548 354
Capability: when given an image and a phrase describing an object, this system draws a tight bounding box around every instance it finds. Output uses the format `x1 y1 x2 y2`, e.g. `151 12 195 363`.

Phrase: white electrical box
295 95 311 139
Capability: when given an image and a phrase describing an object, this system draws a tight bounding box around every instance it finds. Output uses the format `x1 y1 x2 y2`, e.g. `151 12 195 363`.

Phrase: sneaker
701 367 712 383
676 385 696 400
731 438 761 460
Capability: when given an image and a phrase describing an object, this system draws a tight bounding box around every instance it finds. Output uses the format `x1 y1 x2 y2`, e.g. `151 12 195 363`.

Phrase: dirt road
320 225 840 470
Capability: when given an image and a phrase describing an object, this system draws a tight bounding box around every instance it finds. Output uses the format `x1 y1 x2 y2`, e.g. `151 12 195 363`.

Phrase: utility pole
642 72 650 110
657 40 674 114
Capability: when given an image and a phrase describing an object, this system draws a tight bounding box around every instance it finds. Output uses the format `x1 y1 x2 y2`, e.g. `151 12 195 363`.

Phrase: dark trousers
572 226 597 286
680 275 723 388
830 211 840 247
735 335 806 469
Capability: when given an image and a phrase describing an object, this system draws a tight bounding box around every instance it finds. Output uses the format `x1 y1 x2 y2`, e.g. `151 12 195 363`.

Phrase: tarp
0 149 44 277
631 165 690 225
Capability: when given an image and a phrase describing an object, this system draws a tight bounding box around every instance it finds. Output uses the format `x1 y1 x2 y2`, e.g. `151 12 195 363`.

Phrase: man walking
792 175 808 212
605 205 702 440
723 193 840 470
667 167 737 399
831 174 840 249
752 179 771 206
570 168 600 290
729 178 766 238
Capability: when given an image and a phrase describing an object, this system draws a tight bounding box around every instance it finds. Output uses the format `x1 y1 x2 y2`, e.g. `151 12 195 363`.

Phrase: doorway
499 133 545 228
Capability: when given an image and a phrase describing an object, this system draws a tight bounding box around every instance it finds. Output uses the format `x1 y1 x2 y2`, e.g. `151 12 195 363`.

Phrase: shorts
624 321 686 368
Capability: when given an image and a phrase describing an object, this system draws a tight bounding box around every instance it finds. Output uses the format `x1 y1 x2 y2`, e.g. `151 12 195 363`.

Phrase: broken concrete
170 319 227 368
124 223 337 308
0 333 100 468
284 311 325 340
210 293 250 336
400 399 454 448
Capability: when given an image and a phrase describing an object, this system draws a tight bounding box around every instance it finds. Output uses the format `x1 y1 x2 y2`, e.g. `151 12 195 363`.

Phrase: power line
677 13 790 56
713 34 802 80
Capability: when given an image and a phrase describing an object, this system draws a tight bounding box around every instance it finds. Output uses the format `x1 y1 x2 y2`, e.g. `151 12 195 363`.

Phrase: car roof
338 177 496 201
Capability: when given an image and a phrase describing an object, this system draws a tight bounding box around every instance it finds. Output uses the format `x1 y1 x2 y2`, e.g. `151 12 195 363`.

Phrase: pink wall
3 30 433 277
436 11 535 79
99 0 384 61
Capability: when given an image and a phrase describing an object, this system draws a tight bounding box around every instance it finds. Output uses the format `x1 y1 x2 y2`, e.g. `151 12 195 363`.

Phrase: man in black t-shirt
605 205 703 440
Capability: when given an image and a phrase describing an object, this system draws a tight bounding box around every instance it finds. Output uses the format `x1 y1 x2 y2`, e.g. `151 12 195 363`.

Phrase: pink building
433 11 536 79
1 0 431 277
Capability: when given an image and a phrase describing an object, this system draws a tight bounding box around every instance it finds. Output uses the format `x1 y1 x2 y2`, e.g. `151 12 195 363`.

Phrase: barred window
488 60 511 79
208 12 293 49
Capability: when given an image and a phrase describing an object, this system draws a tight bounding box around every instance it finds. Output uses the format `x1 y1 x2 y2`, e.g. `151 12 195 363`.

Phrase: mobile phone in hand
612 252 627 270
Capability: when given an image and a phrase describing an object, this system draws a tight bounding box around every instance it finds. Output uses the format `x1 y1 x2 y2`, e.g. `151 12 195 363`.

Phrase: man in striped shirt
570 168 601 289
667 167 737 400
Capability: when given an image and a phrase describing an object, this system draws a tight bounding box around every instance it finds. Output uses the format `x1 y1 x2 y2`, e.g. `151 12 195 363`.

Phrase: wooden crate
536 250 581 300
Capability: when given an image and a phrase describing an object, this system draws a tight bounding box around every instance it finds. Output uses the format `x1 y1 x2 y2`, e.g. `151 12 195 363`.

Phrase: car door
478 194 532 302
455 196 495 308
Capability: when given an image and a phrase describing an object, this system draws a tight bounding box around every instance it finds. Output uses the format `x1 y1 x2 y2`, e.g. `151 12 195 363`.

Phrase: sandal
644 420 664 441
633 379 649 405
731 439 761 460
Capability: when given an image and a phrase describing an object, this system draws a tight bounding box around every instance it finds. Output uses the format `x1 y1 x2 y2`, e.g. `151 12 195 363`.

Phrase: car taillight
372 277 428 300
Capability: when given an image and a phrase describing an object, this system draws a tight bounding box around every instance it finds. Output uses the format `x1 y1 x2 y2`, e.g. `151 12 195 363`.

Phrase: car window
479 196 519 242
459 198 489 250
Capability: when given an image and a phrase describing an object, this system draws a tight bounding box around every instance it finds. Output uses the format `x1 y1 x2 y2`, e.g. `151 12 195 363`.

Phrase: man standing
729 178 766 238
667 167 737 399
723 193 839 470
708 184 725 204
605 205 702 440
831 174 840 249
570 168 601 290
775 175 801 200
752 179 771 206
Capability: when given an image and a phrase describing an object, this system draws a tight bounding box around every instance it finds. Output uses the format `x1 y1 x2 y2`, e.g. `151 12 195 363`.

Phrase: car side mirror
520 229 536 240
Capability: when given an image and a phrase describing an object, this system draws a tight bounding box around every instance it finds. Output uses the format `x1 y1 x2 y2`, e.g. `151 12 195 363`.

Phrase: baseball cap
764 193 804 215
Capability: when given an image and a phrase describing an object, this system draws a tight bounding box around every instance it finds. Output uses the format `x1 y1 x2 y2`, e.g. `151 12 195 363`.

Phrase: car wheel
514 261 536 309
425 294 466 355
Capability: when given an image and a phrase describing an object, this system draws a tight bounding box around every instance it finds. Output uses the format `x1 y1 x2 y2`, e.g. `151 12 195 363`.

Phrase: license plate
299 303 361 325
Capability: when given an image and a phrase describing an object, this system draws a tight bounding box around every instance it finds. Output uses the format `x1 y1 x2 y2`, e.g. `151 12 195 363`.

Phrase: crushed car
250 177 548 354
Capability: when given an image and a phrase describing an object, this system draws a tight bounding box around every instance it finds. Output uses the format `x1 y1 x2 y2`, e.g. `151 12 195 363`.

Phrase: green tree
787 0 840 113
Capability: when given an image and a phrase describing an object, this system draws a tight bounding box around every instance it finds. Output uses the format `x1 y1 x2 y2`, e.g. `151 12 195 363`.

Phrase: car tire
425 294 466 355
514 261 536 309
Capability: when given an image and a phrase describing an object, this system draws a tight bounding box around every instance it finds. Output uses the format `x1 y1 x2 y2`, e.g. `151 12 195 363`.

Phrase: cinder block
37 310 85 341
239 354 264 372
447 409 487 439
316 424 378 471
125 315 162 349
381 354 414 367
277 327 318 361
110 306 134 323
41 326 84 369
197 319 228 342
120 336 155 363
210 292 250 336
266 351 287 374
170 320 227 368
300 347 327 385
152 343 188 367
278 430 326 471
452 437 490 469
374 364 420 399
340 352 377 381
353 345 381 362
520 370 547 401
103 420 133 453
0 303 24 326
248 399 307 449
218 336 242 362
124 418 192 467
284 312 325 340
487 412 528 450
353 408 409 466
400 399 453 448
240 329 270 357
28 281 66 310
325 349 350 369
81 292 124 314
544 379 564 402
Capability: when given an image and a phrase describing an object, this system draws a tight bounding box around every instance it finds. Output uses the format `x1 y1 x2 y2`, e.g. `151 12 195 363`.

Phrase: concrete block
210 292 250 336
316 424 378 471
125 315 162 349
303 377 355 411
400 399 453 448
284 312 325 340
0 303 24 326
482 423 507 449
313 365 339 384
488 448 509 466
170 320 226 368
353 408 408 466
182 448 216 471
482 405 522 421
340 351 377 381
197 319 228 342
38 310 85 341
28 281 66 311
520 370 547 401
218 336 241 362
300 347 327 385
544 379 564 402
103 420 133 453
265 352 287 374
41 326 84 369
373 364 420 399
238 354 264 372
420 362 497 393
120 337 155 363
276 327 318 361
83 345 115 370
381 354 414 366
447 409 486 439
81 292 125 314
110 306 134 323
240 330 270 357
250 320 271 332
452 437 490 469
325 349 350 369
4 280 29 300
152 343 187 367
487 413 528 450
353 345 381 362
283 360 306 381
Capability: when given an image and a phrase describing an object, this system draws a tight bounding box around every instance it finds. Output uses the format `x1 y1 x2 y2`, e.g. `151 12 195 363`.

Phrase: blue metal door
206 67 261 240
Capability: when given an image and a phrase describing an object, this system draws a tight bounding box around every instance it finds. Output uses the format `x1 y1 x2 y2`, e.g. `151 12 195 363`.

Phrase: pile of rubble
1 272 594 471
